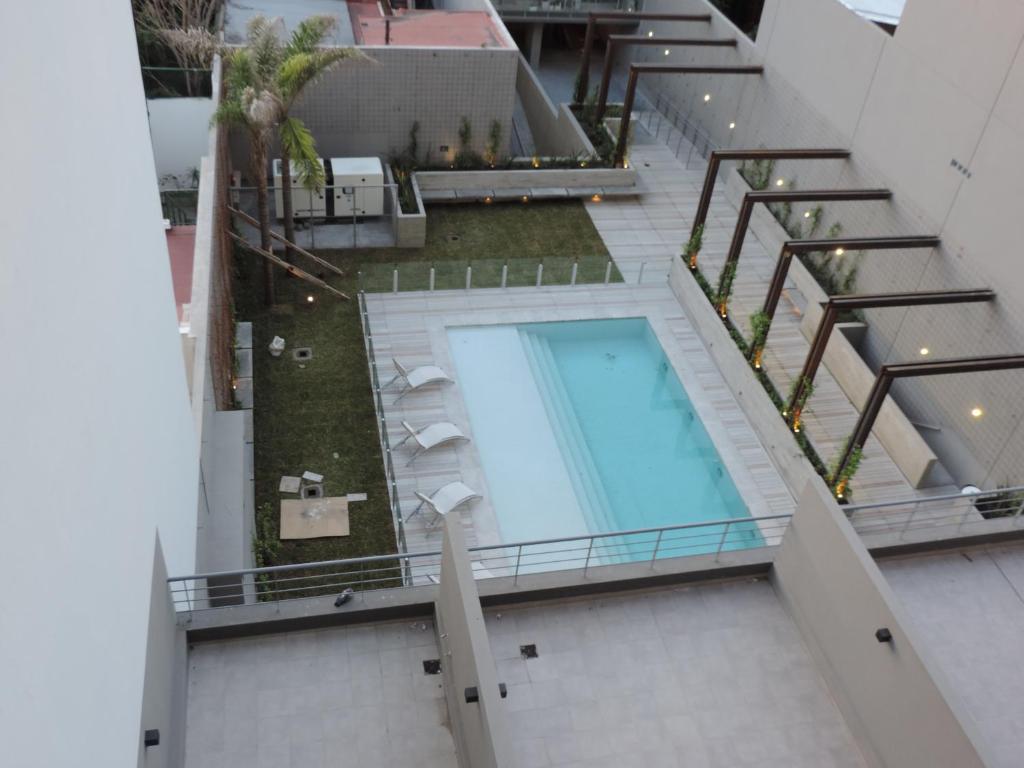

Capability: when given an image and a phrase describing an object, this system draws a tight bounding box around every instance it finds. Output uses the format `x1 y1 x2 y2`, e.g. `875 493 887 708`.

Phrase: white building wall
0 1 199 766
147 97 216 189
631 0 1024 486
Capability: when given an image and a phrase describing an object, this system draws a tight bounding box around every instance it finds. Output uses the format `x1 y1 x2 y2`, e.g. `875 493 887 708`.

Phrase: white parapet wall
436 518 514 768
773 482 992 768
147 97 217 189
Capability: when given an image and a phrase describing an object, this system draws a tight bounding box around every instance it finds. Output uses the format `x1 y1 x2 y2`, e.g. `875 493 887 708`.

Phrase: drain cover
446 233 461 242
520 644 538 659
292 347 313 361
423 659 442 675
301 484 323 499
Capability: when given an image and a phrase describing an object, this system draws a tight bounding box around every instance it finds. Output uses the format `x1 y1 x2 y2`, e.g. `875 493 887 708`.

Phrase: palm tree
185 16 362 304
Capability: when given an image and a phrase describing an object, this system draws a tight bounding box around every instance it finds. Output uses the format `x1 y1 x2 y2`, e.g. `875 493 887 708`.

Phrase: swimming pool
447 318 759 556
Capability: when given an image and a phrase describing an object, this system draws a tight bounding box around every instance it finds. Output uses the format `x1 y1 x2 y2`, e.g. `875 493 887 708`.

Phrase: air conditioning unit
272 158 327 219
329 157 384 218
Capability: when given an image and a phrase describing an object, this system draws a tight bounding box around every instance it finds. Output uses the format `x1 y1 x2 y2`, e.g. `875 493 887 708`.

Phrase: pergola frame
690 149 850 243
594 36 737 123
785 289 996 428
717 188 892 296
573 12 713 105
750 235 941 364
831 354 1024 492
614 64 763 168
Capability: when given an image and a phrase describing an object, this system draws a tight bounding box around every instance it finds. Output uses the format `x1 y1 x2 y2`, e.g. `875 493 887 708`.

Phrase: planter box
723 168 938 488
413 166 639 203
386 165 426 249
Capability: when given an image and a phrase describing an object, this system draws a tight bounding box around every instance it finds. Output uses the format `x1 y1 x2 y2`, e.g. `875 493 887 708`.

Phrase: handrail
844 484 1024 512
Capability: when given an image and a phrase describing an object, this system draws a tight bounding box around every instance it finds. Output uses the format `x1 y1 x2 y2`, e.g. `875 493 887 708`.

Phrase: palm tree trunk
253 136 275 305
280 143 296 264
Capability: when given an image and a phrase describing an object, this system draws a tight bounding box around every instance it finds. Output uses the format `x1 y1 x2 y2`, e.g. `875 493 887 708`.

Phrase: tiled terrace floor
183 620 458 768
882 544 1024 767
486 579 868 768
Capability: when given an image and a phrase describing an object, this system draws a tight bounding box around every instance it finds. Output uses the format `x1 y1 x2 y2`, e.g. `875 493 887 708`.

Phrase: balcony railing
492 0 641 20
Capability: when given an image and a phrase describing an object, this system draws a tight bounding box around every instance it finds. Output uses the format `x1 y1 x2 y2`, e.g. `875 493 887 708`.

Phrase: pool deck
364 282 795 555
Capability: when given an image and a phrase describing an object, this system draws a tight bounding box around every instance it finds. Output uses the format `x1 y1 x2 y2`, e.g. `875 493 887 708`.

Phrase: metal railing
358 291 410 566
357 254 624 293
639 90 719 169
493 0 640 19
845 485 1024 541
167 512 791 612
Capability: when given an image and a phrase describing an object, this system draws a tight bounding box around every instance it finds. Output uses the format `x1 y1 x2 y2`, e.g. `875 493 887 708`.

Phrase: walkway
581 110 938 503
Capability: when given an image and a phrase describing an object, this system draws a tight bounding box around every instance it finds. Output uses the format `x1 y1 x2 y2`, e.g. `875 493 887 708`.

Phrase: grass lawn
234 200 613 569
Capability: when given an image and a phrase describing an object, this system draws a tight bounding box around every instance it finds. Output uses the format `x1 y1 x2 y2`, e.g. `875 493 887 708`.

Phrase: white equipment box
329 157 384 217
272 158 327 219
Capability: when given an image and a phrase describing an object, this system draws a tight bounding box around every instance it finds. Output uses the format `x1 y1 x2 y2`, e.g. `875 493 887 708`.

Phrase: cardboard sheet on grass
280 497 350 539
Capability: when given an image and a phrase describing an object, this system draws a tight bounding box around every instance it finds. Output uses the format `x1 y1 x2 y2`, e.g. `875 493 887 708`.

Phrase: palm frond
278 48 366 104
246 15 285 87
286 15 336 56
279 117 325 190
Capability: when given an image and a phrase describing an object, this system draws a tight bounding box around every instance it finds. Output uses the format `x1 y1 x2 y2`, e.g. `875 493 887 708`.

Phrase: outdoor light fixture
728 121 736 129
703 93 711 102
521 195 529 203
804 210 811 218
875 628 893 643
919 347 930 356
531 156 541 168
144 730 160 748
306 295 315 303
835 247 845 256
591 194 602 202
971 407 984 419
484 196 493 204
775 178 785 187
647 30 654 37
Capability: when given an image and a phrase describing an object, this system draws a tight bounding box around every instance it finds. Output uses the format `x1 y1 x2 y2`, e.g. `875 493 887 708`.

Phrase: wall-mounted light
803 210 811 219
306 295 315 304
591 194 602 203
664 49 671 56
647 30 654 38
919 347 930 356
521 195 529 203
875 628 893 643
728 121 736 130
971 406 984 419
703 93 711 102
775 178 785 187
835 247 845 256
484 195 493 204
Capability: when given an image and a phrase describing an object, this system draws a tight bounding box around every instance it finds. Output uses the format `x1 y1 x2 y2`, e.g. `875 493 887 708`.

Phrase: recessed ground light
703 93 711 102
775 178 785 187
919 347 930 356
484 195 493 204
971 407 984 419
591 194 602 202
835 248 845 256
521 195 529 203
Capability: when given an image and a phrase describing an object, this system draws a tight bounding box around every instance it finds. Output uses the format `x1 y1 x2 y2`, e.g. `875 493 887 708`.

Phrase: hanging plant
684 224 704 270
748 309 771 370
830 439 864 501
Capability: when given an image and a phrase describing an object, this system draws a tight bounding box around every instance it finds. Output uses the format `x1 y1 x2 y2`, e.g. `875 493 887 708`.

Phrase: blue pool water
447 318 759 555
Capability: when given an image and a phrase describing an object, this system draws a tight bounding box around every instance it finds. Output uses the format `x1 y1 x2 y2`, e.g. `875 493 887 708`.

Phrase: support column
528 23 544 70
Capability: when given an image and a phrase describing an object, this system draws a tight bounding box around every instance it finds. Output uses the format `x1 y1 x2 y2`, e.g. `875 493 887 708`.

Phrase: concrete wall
147 97 216 190
514 53 595 157
0 2 200 766
233 46 518 171
633 0 1024 488
773 482 991 768
436 518 514 768
138 539 189 768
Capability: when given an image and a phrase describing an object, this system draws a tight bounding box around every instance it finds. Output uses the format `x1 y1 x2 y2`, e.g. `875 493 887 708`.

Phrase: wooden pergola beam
228 231 350 301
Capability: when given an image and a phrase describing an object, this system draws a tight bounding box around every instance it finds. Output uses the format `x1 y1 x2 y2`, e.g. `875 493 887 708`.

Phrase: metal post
536 262 544 287
650 529 663 566
583 538 594 575
392 268 398 294
429 266 435 291
715 521 730 559
604 259 613 284
571 261 578 286
513 544 522 584
501 263 508 288
466 265 472 290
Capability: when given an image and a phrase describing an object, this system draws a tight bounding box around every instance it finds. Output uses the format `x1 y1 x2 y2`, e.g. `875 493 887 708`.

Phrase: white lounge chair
384 358 454 402
397 420 469 465
406 481 481 527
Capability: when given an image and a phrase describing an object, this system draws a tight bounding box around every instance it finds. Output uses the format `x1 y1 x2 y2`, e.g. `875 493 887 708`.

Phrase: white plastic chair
384 358 454 401
397 420 469 464
406 481 481 527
